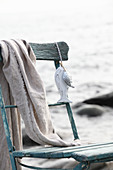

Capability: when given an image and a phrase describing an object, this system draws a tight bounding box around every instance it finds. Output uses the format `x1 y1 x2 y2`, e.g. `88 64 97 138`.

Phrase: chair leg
9 153 17 170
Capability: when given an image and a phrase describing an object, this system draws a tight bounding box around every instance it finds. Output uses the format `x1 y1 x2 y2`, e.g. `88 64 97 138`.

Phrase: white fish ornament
55 66 74 103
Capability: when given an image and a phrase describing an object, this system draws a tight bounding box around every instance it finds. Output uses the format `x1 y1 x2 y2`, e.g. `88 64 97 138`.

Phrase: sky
0 0 75 13
0 0 112 14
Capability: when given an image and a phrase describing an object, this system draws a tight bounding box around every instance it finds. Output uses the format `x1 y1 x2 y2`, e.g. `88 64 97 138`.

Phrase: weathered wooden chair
0 42 113 170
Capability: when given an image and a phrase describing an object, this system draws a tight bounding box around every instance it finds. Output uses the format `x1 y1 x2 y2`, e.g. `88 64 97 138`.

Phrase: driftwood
83 92 113 108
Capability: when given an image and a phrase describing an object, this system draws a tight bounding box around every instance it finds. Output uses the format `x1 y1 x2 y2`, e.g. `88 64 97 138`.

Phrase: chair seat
72 142 113 163
13 142 113 163
13 145 77 159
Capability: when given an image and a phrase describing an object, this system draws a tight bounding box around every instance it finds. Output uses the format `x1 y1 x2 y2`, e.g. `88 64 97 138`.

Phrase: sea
0 0 113 168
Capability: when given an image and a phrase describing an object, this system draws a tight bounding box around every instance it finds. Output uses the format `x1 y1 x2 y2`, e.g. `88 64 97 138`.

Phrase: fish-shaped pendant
55 66 74 103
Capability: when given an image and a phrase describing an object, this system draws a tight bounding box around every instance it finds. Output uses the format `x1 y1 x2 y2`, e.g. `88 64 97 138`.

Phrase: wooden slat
0 42 69 61
72 145 113 162
13 142 113 160
30 42 69 61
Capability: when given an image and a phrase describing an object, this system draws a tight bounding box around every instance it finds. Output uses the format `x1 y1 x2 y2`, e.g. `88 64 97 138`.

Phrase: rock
22 128 39 147
83 92 113 108
75 104 105 117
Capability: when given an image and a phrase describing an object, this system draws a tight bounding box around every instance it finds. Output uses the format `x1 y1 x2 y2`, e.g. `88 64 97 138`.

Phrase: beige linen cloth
0 39 78 170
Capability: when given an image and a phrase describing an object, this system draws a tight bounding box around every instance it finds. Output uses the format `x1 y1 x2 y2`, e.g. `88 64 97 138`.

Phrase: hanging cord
55 42 66 71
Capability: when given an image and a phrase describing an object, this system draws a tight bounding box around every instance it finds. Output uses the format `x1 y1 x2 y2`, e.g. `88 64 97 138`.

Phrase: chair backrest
30 42 69 61
0 41 79 153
